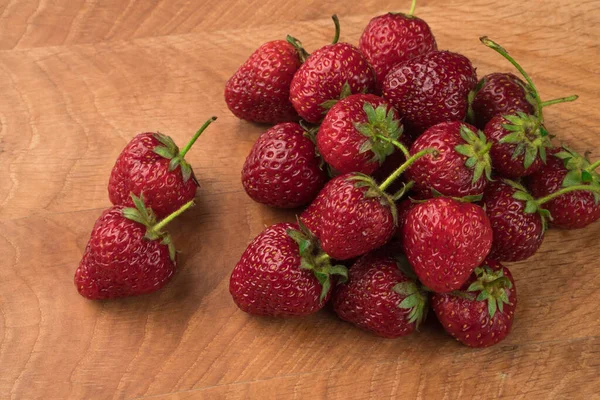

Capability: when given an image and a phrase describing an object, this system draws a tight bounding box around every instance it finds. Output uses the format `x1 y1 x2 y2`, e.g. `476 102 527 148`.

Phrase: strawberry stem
151 200 195 233
179 116 217 159
286 35 310 62
408 0 417 15
540 95 579 108
379 148 436 192
374 134 410 157
536 185 600 206
480 37 544 133
315 253 330 265
331 15 340 44
588 160 600 171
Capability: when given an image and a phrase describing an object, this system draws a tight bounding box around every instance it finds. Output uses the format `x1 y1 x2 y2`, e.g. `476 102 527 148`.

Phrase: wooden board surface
1 0 599 398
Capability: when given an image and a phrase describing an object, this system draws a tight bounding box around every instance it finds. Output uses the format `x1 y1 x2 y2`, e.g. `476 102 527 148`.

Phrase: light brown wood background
1 0 599 399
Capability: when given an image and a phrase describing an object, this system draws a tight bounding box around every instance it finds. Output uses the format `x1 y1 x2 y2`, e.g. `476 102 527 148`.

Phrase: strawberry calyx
426 188 483 204
122 193 195 261
553 146 600 205
321 82 355 111
498 112 552 169
347 173 399 225
152 116 217 183
392 254 429 329
505 179 552 231
354 102 404 166
454 124 493 183
287 220 348 301
286 35 310 63
465 265 513 319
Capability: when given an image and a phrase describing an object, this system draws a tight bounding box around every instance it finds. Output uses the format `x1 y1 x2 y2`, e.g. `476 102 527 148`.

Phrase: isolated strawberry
382 50 477 141
480 37 578 178
333 252 428 338
483 179 546 262
75 194 194 300
527 147 600 229
469 72 535 129
359 0 437 92
317 94 403 175
403 197 492 293
224 40 302 124
432 259 517 348
405 121 492 198
109 117 216 219
242 122 327 208
229 222 347 317
289 16 376 124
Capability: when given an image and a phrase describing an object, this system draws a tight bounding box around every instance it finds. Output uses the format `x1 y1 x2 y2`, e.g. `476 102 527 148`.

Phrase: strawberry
333 252 428 338
382 50 477 141
359 0 437 92
242 122 327 208
479 37 578 178
527 147 600 229
405 121 492 198
224 40 302 124
468 72 535 129
483 179 546 262
402 197 492 293
108 117 216 219
289 16 376 124
316 94 403 175
75 194 194 300
432 259 517 348
229 222 347 317
299 173 396 260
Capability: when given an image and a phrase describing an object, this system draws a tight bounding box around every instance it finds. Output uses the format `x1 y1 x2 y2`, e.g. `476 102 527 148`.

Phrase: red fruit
479 37 578 179
224 40 301 124
432 259 517 348
229 222 347 317
403 197 492 293
75 194 193 300
289 17 376 124
317 94 402 175
109 117 216 219
483 113 550 178
406 121 492 198
527 147 600 229
483 180 545 262
333 252 428 338
382 50 477 140
242 122 327 208
469 72 535 129
359 5 437 92
300 173 396 260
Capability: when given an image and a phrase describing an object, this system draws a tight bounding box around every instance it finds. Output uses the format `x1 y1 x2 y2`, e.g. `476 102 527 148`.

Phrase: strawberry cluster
74 118 217 300
225 3 600 348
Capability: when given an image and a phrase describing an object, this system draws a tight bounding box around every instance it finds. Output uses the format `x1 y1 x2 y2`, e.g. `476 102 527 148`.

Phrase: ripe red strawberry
482 179 546 262
405 121 492 198
382 50 477 141
242 122 327 208
224 40 302 124
479 37 578 178
333 252 428 338
316 94 403 175
299 173 396 260
109 117 216 219
432 259 517 348
75 194 194 300
527 147 600 229
229 222 347 317
403 197 492 293
469 72 535 129
289 16 376 124
359 1 437 92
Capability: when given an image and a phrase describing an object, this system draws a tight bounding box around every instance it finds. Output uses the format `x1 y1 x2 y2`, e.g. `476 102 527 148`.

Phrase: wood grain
1 0 599 399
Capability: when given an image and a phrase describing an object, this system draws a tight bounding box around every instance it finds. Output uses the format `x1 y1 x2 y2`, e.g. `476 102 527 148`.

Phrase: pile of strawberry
225 3 600 347
74 118 216 300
